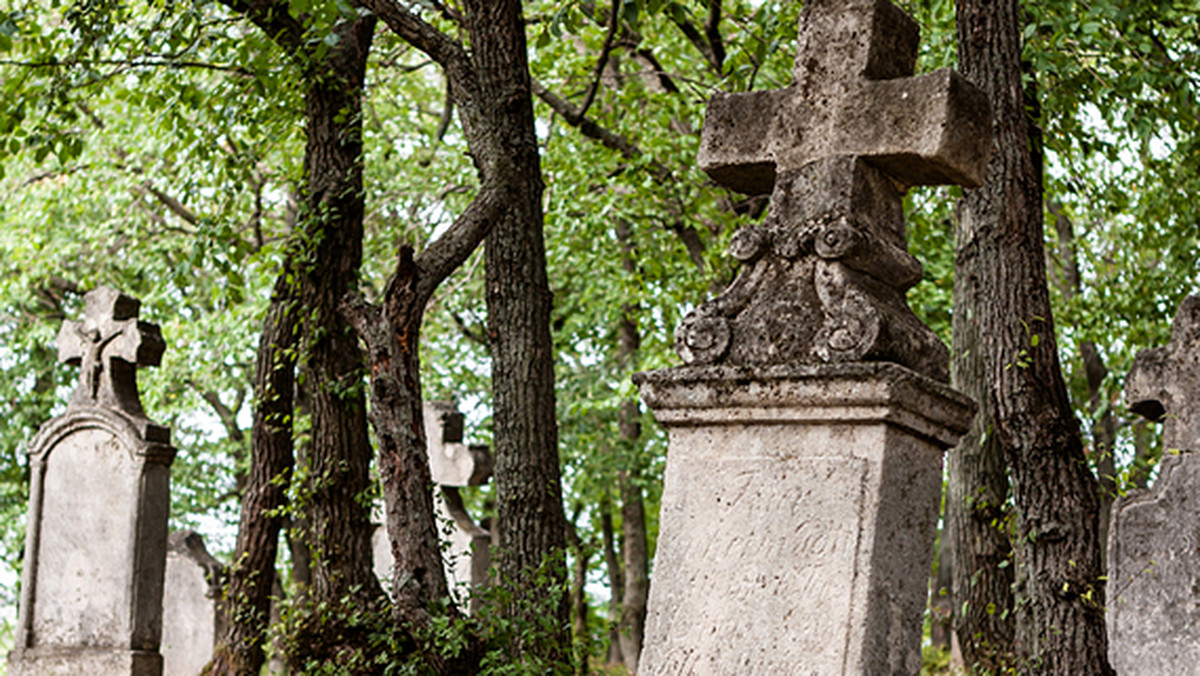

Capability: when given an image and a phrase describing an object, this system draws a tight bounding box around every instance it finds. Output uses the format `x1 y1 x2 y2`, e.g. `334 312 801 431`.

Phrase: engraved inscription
645 456 867 674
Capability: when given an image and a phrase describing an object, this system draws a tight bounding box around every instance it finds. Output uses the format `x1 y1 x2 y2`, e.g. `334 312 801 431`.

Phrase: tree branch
531 79 670 181
413 175 506 304
356 0 468 74
142 181 201 226
573 0 621 124
668 8 721 72
704 0 725 72
216 0 306 55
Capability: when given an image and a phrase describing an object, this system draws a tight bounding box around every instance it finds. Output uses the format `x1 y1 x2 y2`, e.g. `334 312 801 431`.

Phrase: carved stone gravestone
161 531 225 676
8 287 176 676
633 0 988 672
1109 294 1200 675
372 402 492 613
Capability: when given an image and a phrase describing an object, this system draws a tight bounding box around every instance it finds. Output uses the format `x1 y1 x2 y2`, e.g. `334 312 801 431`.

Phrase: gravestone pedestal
7 287 174 676
633 0 987 670
636 364 971 674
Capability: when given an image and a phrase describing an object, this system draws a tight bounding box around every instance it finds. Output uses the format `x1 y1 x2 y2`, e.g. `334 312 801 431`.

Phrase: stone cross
57 286 165 415
8 287 175 676
679 0 990 381
1108 294 1200 675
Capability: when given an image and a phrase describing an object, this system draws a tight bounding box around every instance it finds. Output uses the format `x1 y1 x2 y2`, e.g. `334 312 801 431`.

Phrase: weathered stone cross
678 0 990 381
56 286 165 415
1126 294 1200 451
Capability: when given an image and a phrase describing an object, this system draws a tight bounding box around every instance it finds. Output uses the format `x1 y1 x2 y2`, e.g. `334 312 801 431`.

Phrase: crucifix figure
56 286 165 415
677 0 991 382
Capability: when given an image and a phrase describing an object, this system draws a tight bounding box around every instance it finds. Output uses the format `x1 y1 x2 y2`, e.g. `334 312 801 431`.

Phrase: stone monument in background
634 0 989 672
1108 294 1200 675
161 531 226 676
8 287 176 676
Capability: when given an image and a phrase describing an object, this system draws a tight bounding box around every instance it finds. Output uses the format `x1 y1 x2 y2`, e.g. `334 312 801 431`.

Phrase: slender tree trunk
928 527 953 652
1049 203 1118 566
342 251 481 674
956 1 1113 672
600 498 625 666
289 15 386 668
473 0 570 663
567 518 591 676
614 222 648 673
205 271 298 676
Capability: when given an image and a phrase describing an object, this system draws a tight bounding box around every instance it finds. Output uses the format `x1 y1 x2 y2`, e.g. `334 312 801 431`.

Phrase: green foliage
2 0 1199 667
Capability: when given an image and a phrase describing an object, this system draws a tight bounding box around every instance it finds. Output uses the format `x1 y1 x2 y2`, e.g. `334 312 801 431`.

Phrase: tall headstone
372 402 492 613
161 531 226 676
8 287 176 676
1109 294 1200 675
634 0 989 672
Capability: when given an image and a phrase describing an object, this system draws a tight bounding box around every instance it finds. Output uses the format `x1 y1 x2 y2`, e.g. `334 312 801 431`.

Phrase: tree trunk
614 221 648 673
1048 203 1118 567
928 526 953 652
947 231 1015 669
473 0 570 663
205 271 298 676
289 15 386 668
600 498 625 666
956 1 1113 672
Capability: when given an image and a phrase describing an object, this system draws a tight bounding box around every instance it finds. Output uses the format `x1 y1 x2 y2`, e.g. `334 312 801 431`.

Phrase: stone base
7 647 162 676
634 363 973 676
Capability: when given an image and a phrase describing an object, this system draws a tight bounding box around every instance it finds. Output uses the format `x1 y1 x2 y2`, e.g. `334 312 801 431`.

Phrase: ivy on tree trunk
955 0 1113 671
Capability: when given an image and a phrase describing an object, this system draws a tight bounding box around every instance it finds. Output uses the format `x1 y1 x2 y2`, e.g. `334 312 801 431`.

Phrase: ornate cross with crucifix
676 0 991 382
1126 295 1200 452
56 286 165 415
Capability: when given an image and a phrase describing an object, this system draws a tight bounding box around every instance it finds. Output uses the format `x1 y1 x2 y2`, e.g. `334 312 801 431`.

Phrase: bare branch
357 0 468 74
413 174 506 304
573 0 622 124
705 0 725 72
531 79 671 181
142 181 201 226
668 8 721 72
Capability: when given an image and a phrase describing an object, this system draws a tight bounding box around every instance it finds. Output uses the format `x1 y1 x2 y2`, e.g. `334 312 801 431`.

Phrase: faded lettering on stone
645 456 866 673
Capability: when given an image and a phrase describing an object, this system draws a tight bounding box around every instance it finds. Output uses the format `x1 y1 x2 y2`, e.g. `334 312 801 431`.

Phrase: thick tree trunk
947 240 1015 669
205 272 298 676
289 15 386 668
472 0 571 662
956 1 1113 672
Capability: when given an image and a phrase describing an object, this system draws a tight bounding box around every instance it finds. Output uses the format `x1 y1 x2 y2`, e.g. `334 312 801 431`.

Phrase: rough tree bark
956 0 1114 672
947 220 1015 669
478 0 572 660
205 271 297 676
287 15 385 669
339 0 568 668
201 2 381 670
